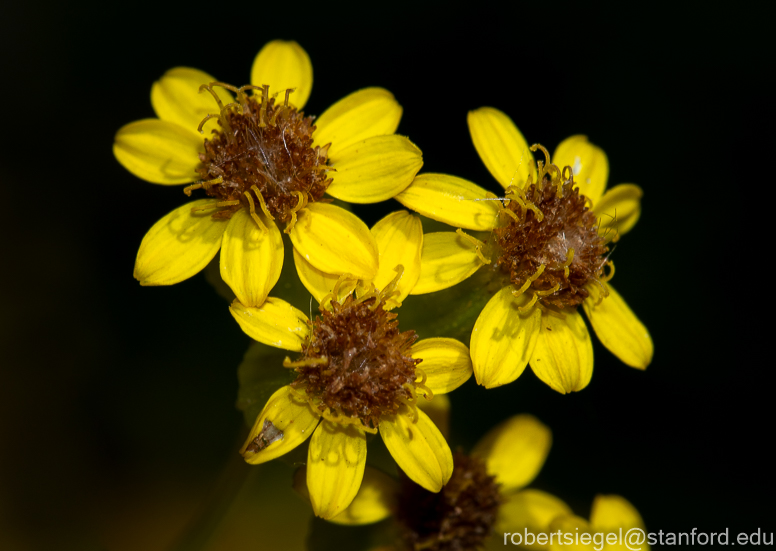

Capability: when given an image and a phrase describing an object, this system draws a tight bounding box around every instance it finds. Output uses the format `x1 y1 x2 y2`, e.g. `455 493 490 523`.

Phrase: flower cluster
115 39 654 547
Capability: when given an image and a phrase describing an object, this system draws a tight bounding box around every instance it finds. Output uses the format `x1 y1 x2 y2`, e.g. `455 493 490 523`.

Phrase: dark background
1 1 772 549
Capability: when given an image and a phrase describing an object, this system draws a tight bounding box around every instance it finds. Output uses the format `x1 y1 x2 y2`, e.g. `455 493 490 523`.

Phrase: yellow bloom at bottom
316 412 648 551
238 277 473 520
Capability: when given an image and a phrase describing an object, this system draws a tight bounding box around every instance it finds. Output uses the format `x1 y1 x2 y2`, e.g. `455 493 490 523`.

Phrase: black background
1 1 773 549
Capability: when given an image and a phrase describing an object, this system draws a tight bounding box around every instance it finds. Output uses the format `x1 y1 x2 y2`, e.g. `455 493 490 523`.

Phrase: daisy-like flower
233 216 473 519
114 40 423 307
394 107 653 393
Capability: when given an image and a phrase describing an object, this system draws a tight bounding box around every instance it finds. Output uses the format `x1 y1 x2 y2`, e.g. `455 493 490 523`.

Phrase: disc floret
494 144 612 309
397 451 502 551
185 82 332 233
286 275 432 432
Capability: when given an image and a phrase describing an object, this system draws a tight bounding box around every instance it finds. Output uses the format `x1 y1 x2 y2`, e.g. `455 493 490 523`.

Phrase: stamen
197 113 220 134
535 283 560 296
518 293 539 312
258 84 270 127
283 356 328 368
190 199 240 213
416 382 434 401
250 185 275 220
199 83 226 110
512 264 546 298
601 260 615 282
184 176 223 196
376 265 405 310
243 191 268 233
561 248 575 279
284 191 308 234
455 229 491 265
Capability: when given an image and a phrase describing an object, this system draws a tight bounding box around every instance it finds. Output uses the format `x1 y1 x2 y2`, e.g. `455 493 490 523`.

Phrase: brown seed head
290 293 422 431
190 83 331 225
397 451 502 551
494 145 609 308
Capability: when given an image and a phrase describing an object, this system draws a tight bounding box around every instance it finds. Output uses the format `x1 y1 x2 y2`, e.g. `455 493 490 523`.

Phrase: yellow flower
395 107 653 393
234 236 473 519
114 40 423 307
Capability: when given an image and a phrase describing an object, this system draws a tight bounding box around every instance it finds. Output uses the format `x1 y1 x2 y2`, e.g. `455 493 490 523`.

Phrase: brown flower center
287 280 431 432
493 145 610 309
397 451 502 551
184 83 332 232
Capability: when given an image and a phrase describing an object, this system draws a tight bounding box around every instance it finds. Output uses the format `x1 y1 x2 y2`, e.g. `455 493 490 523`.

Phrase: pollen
396 451 502 551
494 144 610 309
185 82 332 232
288 288 423 432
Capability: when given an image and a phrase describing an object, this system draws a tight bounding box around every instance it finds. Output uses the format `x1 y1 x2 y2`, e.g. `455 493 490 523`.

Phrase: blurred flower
115 40 422 307
395 108 652 393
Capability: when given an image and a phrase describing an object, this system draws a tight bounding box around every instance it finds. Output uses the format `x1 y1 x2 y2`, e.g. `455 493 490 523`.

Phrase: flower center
396 451 502 551
286 276 431 432
493 145 611 309
184 82 332 233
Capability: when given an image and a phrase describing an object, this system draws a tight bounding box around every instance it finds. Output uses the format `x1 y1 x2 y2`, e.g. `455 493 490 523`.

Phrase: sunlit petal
114 119 201 184
307 421 367 520
314 87 402 158
134 200 227 285
467 107 535 189
250 40 313 109
529 309 593 394
229 297 310 352
220 210 283 307
470 287 541 388
240 385 320 465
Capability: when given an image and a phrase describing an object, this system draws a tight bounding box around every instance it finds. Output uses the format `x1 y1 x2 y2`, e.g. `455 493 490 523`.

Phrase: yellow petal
229 297 310 352
583 284 652 369
467 107 535 189
379 406 452 493
289 203 379 280
529 309 594 394
150 67 233 133
471 415 551 493
325 135 423 203
416 394 450 441
496 489 573 548
593 184 643 241
250 40 313 110
553 135 609 204
134 200 228 285
394 173 500 231
114 119 201 184
591 495 649 551
590 494 647 532
548 514 593 551
219 211 284 307
470 287 541 388
307 421 367 520
240 385 320 465
411 338 472 395
329 466 398 526
410 232 486 295
370 211 423 302
314 88 402 158
292 247 357 304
